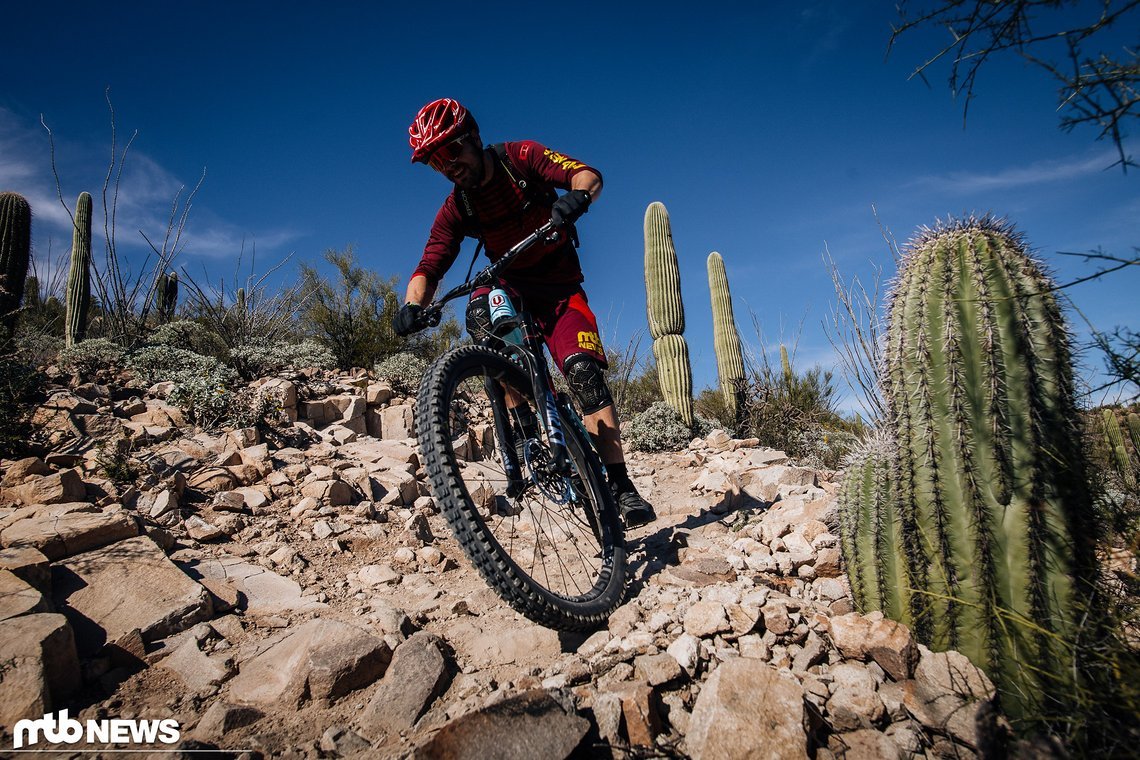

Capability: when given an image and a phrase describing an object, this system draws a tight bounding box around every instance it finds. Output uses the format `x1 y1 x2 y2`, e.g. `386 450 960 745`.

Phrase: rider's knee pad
564 353 614 415
466 296 493 342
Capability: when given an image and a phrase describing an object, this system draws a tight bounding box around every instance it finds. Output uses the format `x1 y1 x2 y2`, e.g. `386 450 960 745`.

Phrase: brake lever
418 305 443 330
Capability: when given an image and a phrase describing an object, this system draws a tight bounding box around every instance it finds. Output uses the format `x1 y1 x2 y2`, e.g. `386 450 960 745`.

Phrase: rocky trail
1 372 1001 759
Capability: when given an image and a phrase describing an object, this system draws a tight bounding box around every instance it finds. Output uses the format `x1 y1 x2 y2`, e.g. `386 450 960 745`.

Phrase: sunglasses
427 134 471 171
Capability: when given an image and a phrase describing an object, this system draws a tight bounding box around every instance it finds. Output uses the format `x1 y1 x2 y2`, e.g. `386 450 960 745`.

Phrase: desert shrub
148 319 228 359
0 358 42 458
740 348 846 460
126 345 224 386
166 364 241 427
229 339 336 379
13 329 63 368
375 351 429 395
94 435 138 483
58 338 127 378
626 401 695 452
301 247 402 370
791 426 859 470
227 384 292 430
695 387 738 434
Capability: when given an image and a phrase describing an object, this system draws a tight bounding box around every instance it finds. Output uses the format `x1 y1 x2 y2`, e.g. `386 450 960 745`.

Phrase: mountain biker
393 98 656 527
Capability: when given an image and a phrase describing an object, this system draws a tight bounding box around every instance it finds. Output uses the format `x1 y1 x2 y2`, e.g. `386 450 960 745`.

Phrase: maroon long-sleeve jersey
412 140 600 295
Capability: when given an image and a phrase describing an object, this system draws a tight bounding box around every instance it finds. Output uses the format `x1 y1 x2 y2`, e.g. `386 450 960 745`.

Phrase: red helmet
409 98 478 164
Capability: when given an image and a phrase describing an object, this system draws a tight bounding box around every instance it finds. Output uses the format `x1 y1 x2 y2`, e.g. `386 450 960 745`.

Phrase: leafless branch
823 244 887 425
890 0 1140 169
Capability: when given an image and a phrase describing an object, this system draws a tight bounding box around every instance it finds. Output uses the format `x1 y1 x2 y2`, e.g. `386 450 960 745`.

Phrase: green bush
626 401 695 452
375 351 429 395
740 348 846 459
0 358 42 458
229 339 335 379
166 364 240 427
792 426 859 470
231 385 284 428
58 338 127 378
148 319 228 359
13 329 62 368
126 345 225 386
695 386 738 434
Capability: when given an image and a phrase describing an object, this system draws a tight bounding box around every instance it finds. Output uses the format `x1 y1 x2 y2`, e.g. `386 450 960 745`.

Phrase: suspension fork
522 334 572 475
485 377 523 484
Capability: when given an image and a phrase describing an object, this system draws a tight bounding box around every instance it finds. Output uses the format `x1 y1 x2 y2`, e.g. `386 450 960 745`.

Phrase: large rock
227 619 391 708
192 701 265 742
1 457 52 488
10 469 86 506
53 535 212 654
381 404 414 440
411 689 589 760
1 510 138 561
0 569 49 621
828 612 918 681
179 556 326 617
358 631 451 737
158 636 235 693
0 546 50 592
904 645 995 749
0 613 80 724
826 662 886 731
687 659 806 760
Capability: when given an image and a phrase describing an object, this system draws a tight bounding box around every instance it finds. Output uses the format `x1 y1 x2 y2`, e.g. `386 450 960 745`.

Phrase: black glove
393 303 423 337
550 189 591 228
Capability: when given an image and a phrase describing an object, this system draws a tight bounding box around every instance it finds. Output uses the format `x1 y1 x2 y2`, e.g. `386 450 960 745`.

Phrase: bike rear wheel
416 344 626 630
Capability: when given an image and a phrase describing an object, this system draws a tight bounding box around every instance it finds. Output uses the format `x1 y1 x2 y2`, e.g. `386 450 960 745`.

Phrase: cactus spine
0 191 32 344
65 192 93 347
882 216 1096 718
644 202 692 426
837 433 910 624
707 252 745 422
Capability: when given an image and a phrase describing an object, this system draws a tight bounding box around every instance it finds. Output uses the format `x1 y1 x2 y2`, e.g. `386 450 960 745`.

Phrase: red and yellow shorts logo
577 330 602 353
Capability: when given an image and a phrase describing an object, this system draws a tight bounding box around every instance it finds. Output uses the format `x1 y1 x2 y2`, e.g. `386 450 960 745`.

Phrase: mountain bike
406 220 627 631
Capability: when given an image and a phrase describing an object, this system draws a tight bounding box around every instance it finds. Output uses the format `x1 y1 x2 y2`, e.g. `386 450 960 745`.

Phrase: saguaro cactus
0 191 32 343
1100 408 1138 491
154 271 178 323
837 432 911 624
707 252 745 423
65 192 93 347
644 202 692 426
882 216 1096 717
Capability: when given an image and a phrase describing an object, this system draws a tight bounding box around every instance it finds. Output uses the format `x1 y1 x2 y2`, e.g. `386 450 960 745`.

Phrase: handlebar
414 221 561 331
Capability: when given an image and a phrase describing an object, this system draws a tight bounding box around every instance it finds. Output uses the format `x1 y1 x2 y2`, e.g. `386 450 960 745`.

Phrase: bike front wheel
416 344 626 630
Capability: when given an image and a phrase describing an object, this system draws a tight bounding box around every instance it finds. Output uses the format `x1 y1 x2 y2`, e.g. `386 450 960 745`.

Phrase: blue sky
2 2 1136 413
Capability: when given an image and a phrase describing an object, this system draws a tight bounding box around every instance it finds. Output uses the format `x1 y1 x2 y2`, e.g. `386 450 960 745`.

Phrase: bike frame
417 222 579 494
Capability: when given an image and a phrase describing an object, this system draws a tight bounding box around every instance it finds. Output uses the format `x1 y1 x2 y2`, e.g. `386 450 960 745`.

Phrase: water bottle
488 288 525 346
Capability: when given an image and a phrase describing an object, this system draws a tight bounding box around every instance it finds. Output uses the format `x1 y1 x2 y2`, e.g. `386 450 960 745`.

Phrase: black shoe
611 482 656 527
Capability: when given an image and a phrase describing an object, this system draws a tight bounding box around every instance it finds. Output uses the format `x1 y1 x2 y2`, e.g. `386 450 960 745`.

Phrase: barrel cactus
65 192 93 347
707 252 745 423
882 215 1097 718
837 431 911 624
0 191 32 343
644 202 692 426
